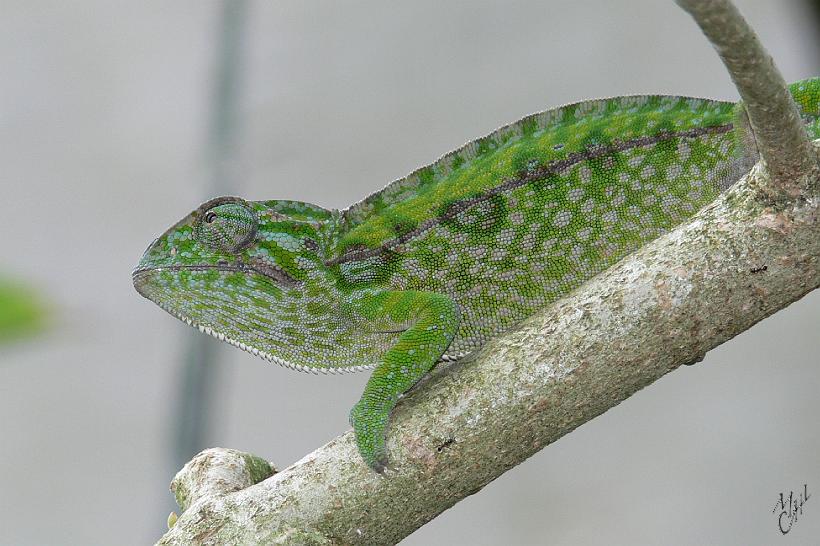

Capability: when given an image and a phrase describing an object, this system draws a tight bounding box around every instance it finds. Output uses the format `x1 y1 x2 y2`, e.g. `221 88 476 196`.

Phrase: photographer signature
772 484 810 535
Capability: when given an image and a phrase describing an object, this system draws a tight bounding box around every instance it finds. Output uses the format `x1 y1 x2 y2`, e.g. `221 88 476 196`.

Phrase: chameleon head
132 196 339 370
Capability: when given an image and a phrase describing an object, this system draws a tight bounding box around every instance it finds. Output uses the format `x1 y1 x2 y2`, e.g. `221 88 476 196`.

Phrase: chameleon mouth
132 260 299 295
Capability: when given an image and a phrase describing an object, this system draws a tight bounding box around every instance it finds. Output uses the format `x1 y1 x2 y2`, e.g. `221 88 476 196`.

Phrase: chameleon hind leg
349 290 459 472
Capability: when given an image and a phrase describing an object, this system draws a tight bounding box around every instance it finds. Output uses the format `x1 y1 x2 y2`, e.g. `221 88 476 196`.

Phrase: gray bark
157 2 819 544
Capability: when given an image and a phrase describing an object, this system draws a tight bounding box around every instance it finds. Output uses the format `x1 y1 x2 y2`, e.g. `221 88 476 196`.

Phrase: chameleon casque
134 78 819 472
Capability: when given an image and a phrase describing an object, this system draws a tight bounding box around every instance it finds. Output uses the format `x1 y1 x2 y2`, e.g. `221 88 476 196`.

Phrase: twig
676 0 819 197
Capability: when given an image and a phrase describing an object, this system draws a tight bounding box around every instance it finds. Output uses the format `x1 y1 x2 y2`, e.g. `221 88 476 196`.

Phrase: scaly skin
134 78 819 472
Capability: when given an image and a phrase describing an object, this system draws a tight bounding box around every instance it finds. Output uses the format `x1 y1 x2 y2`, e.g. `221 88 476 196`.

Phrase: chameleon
133 78 819 472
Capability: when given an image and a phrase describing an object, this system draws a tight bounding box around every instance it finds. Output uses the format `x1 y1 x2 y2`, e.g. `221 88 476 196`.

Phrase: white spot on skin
568 188 585 202
496 228 515 246
602 210 618 224
677 140 691 162
666 164 683 180
578 165 592 184
553 210 572 228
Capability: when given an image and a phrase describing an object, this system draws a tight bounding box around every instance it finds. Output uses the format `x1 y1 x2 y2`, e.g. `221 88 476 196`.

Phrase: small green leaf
0 277 47 344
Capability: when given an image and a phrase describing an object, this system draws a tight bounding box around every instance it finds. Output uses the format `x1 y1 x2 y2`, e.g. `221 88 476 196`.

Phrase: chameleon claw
372 457 388 474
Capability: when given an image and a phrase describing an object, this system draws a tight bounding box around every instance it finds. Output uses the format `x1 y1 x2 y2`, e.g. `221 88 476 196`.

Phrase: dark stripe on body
328 124 734 266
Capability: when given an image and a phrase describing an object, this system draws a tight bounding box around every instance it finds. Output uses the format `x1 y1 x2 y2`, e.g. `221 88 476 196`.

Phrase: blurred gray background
1 1 818 544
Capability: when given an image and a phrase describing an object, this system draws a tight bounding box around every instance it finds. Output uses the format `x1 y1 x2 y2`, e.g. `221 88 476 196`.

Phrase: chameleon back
331 79 819 360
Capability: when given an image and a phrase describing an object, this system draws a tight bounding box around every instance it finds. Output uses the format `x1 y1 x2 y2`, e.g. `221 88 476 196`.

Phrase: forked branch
676 0 819 196
158 2 819 544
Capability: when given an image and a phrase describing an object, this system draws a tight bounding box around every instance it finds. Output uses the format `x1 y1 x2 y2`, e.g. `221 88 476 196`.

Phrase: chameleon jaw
132 267 376 375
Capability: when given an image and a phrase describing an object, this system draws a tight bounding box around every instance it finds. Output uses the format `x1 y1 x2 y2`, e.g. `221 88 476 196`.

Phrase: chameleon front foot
350 398 393 473
348 290 459 472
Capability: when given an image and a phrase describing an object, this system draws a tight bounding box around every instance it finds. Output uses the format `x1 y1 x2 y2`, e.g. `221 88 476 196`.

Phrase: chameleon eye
195 202 258 254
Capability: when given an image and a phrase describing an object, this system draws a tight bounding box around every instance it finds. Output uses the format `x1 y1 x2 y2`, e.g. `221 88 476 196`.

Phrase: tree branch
676 0 819 197
170 448 276 514
159 152 820 544
158 2 820 544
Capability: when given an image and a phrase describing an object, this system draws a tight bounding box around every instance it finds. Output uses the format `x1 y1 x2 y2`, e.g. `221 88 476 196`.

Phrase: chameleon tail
790 77 820 140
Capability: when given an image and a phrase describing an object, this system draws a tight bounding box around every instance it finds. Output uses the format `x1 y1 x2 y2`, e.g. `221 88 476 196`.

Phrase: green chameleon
134 78 819 472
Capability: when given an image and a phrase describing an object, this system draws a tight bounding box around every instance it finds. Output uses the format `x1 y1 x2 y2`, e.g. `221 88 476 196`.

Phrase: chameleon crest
134 78 819 471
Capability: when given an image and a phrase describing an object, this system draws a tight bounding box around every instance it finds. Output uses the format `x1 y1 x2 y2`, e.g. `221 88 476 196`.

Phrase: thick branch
159 147 820 544
676 0 819 196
